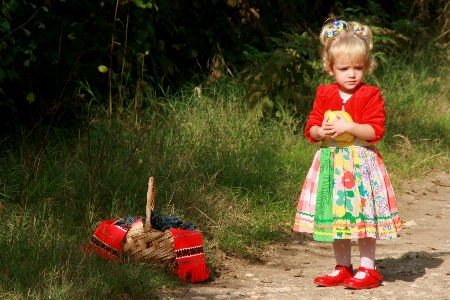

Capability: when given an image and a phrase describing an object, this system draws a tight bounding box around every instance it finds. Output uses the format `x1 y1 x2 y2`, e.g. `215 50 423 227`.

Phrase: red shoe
343 266 383 289
314 265 353 287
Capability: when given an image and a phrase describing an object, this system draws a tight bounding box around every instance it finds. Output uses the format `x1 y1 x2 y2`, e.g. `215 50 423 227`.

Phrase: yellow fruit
324 110 353 122
324 110 354 143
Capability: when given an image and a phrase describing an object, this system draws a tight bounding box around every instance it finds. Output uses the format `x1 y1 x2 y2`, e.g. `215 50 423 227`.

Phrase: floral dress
293 83 402 242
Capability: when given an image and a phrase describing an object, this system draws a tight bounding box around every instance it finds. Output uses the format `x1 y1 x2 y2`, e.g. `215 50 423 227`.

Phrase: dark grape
181 221 195 231
115 216 138 227
120 210 195 232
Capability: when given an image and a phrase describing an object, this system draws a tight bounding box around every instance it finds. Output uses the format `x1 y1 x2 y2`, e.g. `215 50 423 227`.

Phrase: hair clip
354 25 369 39
325 21 344 38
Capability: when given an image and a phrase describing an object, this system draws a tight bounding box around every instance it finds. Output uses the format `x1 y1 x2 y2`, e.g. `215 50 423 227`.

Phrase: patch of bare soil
159 171 450 300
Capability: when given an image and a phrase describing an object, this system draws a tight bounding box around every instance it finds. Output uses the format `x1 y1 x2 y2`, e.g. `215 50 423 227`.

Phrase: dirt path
159 171 450 300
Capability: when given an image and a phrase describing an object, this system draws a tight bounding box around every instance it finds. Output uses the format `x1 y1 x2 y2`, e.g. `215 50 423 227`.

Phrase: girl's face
330 55 366 95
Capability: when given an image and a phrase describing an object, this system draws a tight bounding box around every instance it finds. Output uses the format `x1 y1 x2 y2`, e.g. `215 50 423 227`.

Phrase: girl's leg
328 239 352 276
313 239 353 286
355 237 376 279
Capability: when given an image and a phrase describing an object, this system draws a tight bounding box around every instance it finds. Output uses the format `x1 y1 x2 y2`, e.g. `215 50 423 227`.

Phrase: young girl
293 20 402 289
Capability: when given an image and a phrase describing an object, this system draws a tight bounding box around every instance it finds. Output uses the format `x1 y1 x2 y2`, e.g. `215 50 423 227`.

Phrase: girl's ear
329 71 334 76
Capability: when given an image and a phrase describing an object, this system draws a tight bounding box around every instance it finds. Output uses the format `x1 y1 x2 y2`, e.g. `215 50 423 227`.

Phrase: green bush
2 0 448 134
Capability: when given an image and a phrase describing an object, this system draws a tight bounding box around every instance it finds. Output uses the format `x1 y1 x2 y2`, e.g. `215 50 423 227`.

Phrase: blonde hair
319 20 376 74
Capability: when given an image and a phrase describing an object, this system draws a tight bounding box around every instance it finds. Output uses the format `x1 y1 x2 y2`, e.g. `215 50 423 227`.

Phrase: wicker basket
122 177 175 263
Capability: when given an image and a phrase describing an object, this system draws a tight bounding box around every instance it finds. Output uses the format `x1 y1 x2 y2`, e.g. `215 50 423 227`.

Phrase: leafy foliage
0 0 448 134
0 0 270 131
242 30 319 119
1 41 450 296
241 0 449 116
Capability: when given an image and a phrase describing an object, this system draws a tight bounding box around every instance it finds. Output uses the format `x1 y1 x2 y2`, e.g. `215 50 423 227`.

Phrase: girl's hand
309 116 332 141
320 115 333 138
323 113 352 138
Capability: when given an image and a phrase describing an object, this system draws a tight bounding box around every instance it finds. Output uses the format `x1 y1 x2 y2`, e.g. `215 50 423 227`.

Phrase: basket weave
123 177 175 263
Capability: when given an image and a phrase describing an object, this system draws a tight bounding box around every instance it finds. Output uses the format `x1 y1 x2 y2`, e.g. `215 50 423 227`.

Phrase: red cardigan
305 83 385 144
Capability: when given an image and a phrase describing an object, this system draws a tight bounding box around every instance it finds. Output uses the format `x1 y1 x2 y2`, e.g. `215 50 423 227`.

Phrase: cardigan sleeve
305 85 327 143
361 87 385 144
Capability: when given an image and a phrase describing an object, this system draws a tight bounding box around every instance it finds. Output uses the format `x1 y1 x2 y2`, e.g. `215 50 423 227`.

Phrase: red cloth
83 219 128 262
169 229 210 283
84 221 210 283
305 83 385 144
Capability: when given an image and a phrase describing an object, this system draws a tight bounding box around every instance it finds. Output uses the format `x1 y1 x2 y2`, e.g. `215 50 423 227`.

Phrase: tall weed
0 48 449 298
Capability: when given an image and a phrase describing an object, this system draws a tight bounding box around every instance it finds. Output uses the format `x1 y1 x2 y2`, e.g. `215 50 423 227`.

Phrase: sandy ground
158 171 450 300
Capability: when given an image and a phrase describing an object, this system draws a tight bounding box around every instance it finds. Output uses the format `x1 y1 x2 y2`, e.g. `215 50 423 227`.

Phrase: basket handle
145 176 155 231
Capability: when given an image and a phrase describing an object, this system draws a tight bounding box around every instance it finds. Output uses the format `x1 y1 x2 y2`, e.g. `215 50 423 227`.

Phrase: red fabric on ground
83 219 128 262
84 220 210 283
169 229 210 283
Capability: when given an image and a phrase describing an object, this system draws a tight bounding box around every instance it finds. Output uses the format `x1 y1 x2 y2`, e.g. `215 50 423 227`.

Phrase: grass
375 49 450 181
1 47 450 299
